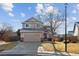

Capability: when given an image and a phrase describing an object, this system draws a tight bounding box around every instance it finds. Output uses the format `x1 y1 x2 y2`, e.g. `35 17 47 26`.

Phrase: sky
0 3 79 34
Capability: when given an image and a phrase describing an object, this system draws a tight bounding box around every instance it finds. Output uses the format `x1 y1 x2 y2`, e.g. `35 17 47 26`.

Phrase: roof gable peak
22 17 43 24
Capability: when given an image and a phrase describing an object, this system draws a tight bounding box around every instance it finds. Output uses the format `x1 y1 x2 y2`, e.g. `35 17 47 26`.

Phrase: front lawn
41 42 79 54
0 42 16 51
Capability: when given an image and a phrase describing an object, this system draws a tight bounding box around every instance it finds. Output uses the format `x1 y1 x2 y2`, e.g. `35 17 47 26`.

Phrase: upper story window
26 24 29 27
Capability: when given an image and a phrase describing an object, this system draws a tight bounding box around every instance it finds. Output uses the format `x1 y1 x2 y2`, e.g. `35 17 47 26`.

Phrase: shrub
63 36 78 43
52 36 62 42
69 36 78 43
9 36 19 42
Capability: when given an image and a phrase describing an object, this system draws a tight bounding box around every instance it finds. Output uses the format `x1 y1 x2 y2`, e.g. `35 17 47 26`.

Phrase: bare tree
36 5 64 36
46 12 64 52
0 23 13 41
47 13 64 36
36 4 64 52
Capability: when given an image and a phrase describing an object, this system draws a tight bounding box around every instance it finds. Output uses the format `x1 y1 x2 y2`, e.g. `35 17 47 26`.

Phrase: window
26 24 29 27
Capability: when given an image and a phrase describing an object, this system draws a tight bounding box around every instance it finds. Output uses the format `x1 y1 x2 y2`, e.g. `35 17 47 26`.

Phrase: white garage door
21 32 42 42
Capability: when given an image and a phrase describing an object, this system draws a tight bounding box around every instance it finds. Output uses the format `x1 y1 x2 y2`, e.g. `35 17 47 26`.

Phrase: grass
41 42 79 54
0 42 16 51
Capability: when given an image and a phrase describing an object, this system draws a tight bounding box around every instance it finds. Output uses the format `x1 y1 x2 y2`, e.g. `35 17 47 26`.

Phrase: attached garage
20 30 43 42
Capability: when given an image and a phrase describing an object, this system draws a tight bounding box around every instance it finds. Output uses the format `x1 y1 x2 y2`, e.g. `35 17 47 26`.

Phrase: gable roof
22 17 43 24
73 22 79 33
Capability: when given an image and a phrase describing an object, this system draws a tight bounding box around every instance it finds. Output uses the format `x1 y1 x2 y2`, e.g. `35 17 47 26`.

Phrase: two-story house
20 17 43 42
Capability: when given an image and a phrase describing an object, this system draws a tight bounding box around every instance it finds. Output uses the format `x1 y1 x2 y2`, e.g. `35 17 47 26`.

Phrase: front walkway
0 41 41 56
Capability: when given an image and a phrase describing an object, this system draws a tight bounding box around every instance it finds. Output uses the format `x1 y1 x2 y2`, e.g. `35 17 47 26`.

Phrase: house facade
20 17 43 42
73 22 79 36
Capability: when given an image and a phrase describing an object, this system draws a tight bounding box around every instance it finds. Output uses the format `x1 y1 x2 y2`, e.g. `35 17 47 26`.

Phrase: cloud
36 3 59 15
0 3 14 12
72 9 77 14
45 6 54 13
20 13 26 17
46 6 59 15
36 3 44 14
71 17 76 20
76 4 79 8
8 12 14 17
0 3 14 17
74 4 79 13
28 7 32 10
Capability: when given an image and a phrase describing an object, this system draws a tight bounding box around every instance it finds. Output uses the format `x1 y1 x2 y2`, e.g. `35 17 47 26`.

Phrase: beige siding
74 26 78 36
23 22 43 29
20 32 42 42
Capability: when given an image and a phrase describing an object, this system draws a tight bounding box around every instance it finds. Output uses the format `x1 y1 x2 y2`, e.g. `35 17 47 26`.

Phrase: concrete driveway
0 41 41 56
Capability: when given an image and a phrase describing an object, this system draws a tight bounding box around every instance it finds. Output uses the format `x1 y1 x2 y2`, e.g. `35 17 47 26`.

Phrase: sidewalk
38 51 79 56
37 46 79 56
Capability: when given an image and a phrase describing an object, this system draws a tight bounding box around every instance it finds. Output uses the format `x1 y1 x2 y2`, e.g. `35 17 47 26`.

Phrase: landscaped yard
40 41 79 54
0 41 16 51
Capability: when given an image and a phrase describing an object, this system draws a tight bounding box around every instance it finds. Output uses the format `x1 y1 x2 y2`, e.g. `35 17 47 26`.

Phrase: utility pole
64 3 68 52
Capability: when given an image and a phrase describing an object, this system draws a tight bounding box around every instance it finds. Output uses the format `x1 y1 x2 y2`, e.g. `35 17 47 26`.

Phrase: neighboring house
65 22 79 37
73 22 79 36
67 22 79 36
20 17 43 42
73 22 79 42
68 31 74 36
